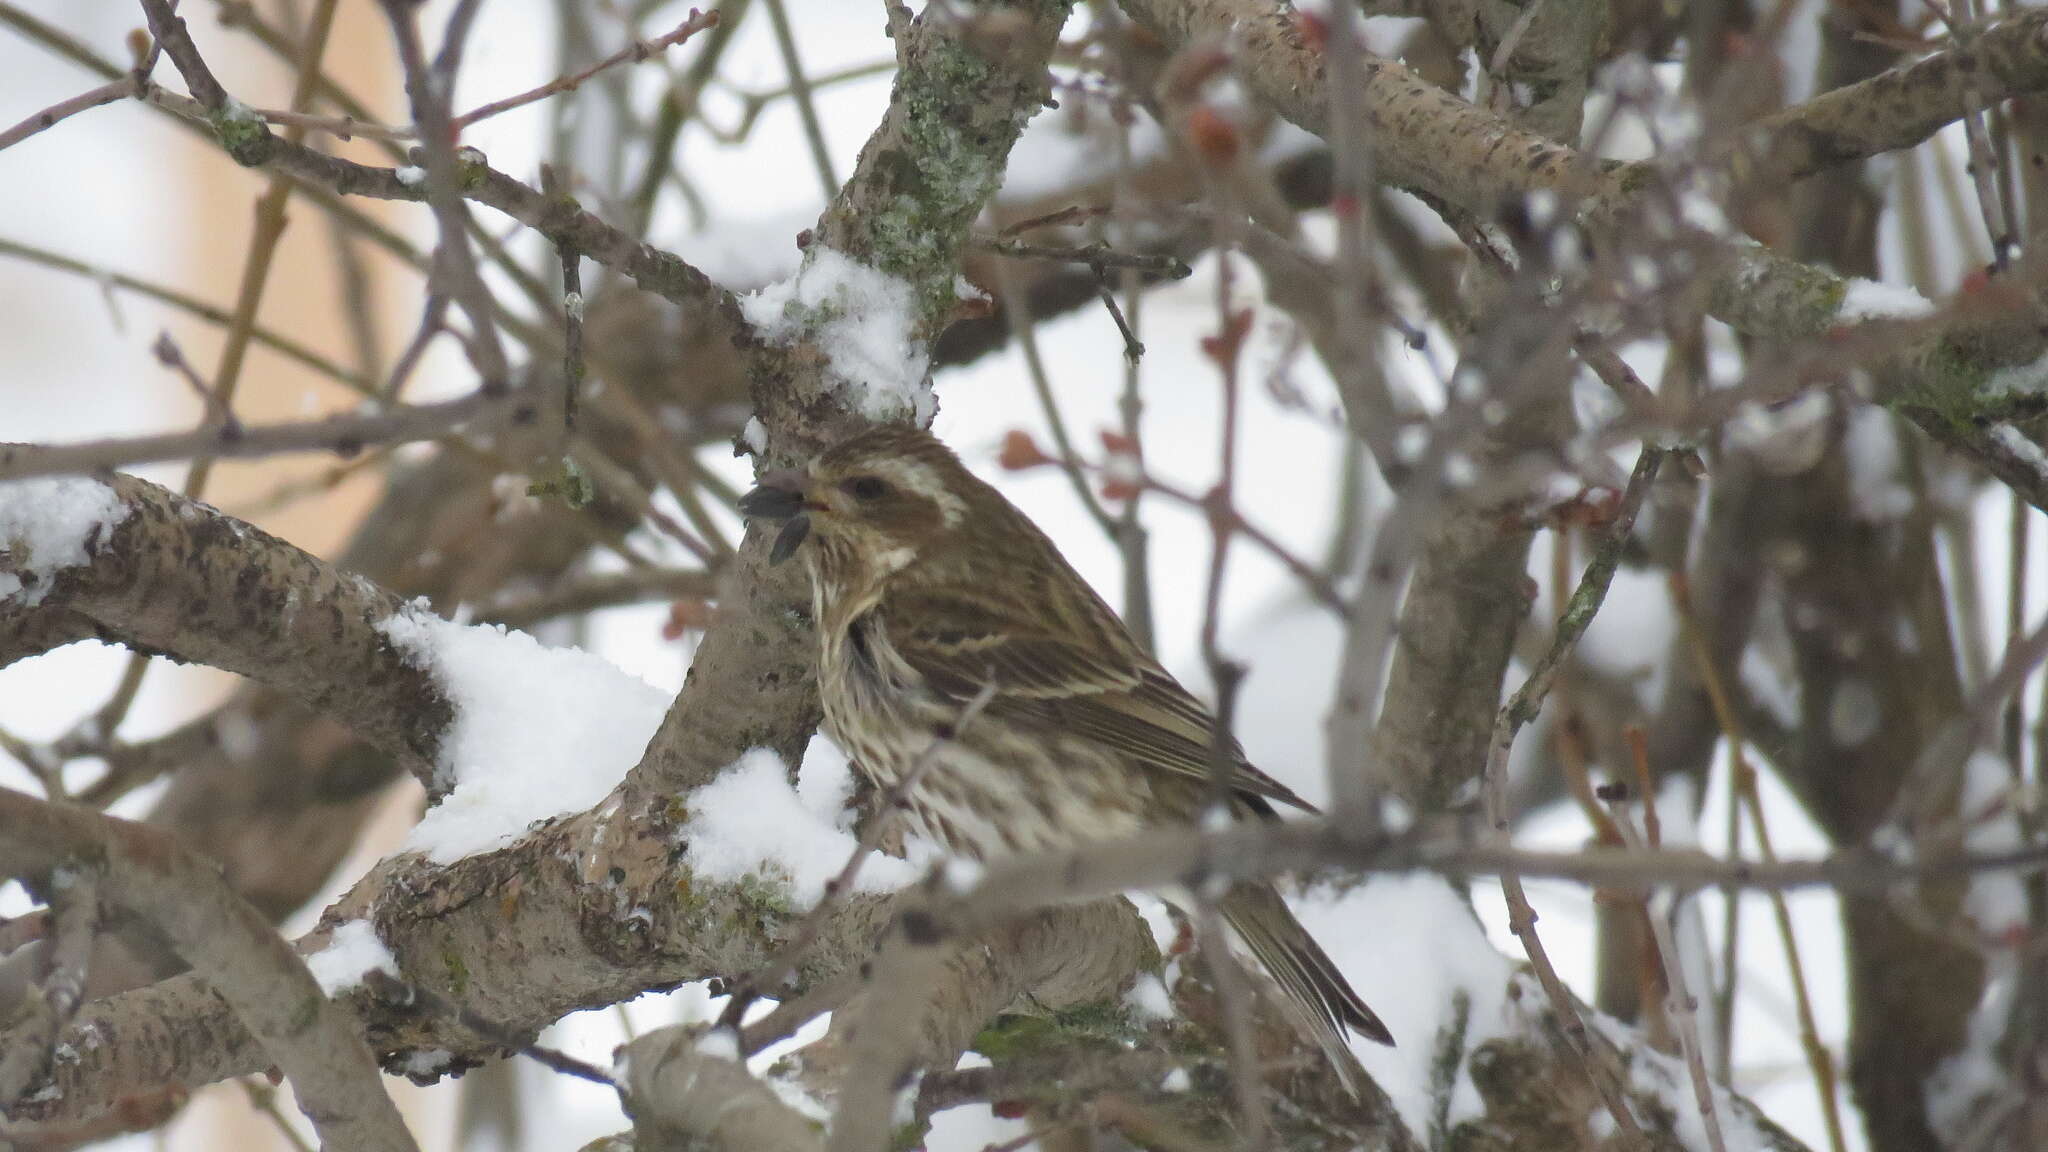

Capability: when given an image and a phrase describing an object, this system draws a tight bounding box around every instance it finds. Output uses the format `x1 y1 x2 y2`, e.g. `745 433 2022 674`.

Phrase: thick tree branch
616 1028 823 1152
0 792 416 1152
1736 10 2048 189
3 473 449 787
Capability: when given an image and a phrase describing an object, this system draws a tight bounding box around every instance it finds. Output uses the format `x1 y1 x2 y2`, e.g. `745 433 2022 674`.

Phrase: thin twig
627 0 749 234
0 76 136 152
998 204 1114 236
1137 472 1348 616
566 440 720 563
1191 237 1269 1151
994 260 1118 535
1606 777 1728 1152
1096 277 1146 363
546 160 587 457
708 58 898 144
101 0 344 750
480 568 719 631
760 0 836 201
1668 573 1849 1152
1484 446 1664 1150
238 1078 317 1152
379 0 511 389
1109 104 1155 652
0 869 94 1106
0 236 370 394
158 0 341 498
1194 899 1269 1151
381 292 451 405
973 235 1192 279
452 9 721 130
0 389 510 483
150 332 238 432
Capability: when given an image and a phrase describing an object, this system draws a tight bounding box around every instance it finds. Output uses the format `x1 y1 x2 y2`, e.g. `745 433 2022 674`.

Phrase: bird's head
738 426 975 577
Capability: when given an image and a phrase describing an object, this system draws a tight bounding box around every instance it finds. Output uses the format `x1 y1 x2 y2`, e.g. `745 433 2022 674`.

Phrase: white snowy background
0 1 2038 1149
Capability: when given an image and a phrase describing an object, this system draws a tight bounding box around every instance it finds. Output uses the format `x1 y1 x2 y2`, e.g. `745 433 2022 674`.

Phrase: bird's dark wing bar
887 608 1316 814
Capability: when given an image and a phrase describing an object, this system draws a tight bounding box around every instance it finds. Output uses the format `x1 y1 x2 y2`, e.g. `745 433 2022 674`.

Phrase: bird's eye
842 476 888 502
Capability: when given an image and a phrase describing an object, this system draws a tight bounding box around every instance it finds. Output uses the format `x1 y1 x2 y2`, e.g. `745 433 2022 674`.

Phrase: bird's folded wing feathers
887 605 1315 814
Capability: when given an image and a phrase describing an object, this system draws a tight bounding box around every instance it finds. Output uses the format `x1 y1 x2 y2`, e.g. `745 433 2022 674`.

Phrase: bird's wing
885 598 1316 814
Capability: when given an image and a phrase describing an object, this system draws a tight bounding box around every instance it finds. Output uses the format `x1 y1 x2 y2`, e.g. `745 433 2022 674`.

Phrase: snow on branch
305 920 400 997
377 606 668 861
0 477 128 606
682 746 923 909
1 472 450 782
741 246 937 424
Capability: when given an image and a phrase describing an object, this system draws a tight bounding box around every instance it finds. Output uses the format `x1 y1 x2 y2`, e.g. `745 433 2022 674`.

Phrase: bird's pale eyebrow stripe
884 458 967 527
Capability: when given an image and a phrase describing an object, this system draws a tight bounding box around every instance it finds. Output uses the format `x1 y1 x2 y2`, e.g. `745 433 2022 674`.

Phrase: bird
738 423 1391 1091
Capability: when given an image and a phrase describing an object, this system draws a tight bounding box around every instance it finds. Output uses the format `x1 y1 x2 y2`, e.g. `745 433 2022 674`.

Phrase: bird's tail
1221 884 1392 1096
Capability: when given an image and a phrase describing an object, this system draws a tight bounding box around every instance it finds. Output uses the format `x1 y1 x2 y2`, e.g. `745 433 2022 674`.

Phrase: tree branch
0 792 416 1152
3 473 449 787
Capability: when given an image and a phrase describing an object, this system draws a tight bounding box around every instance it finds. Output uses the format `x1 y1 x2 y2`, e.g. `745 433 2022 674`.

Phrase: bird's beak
739 469 808 521
739 469 815 566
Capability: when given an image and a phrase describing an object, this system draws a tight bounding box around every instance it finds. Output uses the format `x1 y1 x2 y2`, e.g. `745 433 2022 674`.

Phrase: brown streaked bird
739 424 1392 1088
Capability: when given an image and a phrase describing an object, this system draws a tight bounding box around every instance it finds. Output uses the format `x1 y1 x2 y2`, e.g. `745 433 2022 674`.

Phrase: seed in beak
769 513 811 565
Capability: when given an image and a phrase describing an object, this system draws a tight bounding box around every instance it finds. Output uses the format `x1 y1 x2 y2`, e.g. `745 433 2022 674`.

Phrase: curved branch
0 792 416 1152
8 799 1145 1130
4 473 448 786
617 1028 824 1152
1737 10 2048 189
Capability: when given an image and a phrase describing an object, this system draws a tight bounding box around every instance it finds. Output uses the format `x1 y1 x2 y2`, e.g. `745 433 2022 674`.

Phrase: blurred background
2 1 2041 1149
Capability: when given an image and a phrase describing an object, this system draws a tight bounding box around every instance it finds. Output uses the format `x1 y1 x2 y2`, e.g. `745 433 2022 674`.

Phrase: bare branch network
4 1 2048 1150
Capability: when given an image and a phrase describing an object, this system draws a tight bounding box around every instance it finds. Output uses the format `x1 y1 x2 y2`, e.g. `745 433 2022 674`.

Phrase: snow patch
394 1048 452 1078
1294 875 1514 1139
1843 406 1912 522
0 477 129 605
1983 349 2048 398
1589 1006 1776 1152
1725 393 1830 475
306 920 397 996
1742 646 1802 729
1928 969 2016 1139
1990 423 2048 483
739 245 934 424
1839 277 1935 321
1959 751 2028 941
681 747 921 910
694 1027 741 1061
1123 973 1176 1022
379 605 670 863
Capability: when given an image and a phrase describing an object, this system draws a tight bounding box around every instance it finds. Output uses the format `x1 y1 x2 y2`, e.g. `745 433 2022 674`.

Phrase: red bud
1186 105 1240 167
1295 11 1328 52
998 429 1053 471
1100 477 1142 502
1199 307 1255 364
663 599 714 641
